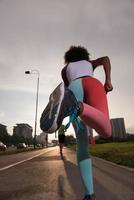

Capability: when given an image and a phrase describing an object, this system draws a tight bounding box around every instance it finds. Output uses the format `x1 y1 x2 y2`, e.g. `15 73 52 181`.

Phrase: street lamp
25 69 39 149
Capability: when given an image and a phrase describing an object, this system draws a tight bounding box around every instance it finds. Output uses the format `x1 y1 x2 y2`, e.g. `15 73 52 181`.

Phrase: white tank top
66 60 93 83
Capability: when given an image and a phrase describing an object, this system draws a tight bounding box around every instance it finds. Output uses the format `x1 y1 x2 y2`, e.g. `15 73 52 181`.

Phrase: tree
65 134 76 145
0 124 10 146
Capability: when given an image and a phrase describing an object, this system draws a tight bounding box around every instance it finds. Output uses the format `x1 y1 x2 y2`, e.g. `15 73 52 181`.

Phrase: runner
57 124 66 158
40 45 113 200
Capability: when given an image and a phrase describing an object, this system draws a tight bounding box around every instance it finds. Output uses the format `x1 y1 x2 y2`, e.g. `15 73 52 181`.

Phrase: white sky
0 0 134 140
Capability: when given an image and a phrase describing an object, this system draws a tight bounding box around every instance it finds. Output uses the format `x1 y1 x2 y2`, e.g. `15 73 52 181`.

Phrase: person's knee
77 150 90 163
103 125 112 138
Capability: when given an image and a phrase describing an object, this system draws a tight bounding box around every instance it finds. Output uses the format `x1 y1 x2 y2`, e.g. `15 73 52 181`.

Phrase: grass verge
68 142 134 168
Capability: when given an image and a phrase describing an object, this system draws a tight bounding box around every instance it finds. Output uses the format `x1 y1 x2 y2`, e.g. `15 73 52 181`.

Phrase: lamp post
25 70 39 149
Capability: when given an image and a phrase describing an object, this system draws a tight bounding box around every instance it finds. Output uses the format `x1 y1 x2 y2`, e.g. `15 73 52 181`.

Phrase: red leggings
70 76 112 138
68 76 112 195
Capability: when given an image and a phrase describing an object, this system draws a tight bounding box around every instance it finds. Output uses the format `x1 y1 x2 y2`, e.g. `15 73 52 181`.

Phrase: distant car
0 142 7 151
17 143 27 149
48 143 54 147
36 144 41 147
29 144 34 147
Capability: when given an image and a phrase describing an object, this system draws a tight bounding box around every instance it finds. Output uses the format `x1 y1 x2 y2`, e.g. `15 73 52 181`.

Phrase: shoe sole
45 83 65 133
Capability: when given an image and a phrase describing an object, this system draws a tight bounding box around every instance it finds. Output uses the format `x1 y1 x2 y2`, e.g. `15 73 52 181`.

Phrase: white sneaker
40 83 80 133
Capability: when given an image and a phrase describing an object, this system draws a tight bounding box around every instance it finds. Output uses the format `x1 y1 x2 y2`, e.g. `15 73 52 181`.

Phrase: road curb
66 147 134 172
92 156 134 172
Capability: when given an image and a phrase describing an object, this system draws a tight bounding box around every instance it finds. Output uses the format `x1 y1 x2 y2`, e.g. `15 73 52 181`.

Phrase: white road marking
0 148 55 172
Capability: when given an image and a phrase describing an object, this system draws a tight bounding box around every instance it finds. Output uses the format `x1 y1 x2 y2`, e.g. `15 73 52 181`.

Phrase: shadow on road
62 157 85 199
28 152 132 200
58 175 65 199
30 153 84 199
62 157 122 200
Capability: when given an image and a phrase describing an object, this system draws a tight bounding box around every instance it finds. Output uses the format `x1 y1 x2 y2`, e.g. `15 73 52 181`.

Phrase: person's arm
61 65 69 86
90 56 113 93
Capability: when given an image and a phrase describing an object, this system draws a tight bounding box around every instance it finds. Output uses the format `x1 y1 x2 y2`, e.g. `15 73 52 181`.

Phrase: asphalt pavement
0 146 133 200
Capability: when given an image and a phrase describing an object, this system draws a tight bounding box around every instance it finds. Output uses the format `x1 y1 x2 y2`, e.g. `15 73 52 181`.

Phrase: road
0 147 133 200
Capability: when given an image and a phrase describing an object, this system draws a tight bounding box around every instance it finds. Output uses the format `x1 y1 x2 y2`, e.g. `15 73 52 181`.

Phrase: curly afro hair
64 46 90 64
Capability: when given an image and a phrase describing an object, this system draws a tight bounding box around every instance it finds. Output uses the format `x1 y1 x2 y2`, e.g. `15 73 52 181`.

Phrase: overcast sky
0 0 134 139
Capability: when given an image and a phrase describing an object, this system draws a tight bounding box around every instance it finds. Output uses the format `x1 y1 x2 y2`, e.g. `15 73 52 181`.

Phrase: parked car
36 144 41 147
0 142 7 151
17 143 27 149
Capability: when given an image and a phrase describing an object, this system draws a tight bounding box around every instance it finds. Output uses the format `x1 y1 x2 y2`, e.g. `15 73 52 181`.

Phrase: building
0 124 8 135
13 123 33 139
111 118 127 139
0 124 8 143
36 132 48 146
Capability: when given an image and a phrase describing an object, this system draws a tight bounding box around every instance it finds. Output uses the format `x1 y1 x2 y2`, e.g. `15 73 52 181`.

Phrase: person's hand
104 81 113 94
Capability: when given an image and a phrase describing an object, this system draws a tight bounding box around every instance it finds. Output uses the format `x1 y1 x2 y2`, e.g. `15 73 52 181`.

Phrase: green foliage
65 135 76 145
11 134 33 145
90 142 134 168
69 142 134 168
0 128 11 146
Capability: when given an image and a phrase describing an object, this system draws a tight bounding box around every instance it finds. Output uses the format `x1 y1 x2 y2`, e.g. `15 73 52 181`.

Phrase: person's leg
73 120 94 196
59 143 63 153
59 143 64 159
79 77 112 138
59 137 64 152
69 80 94 196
